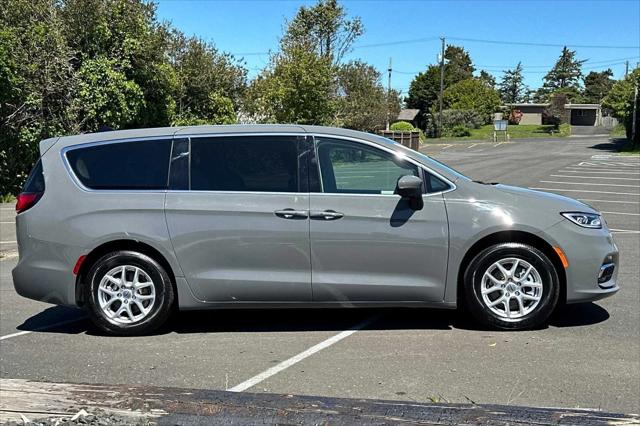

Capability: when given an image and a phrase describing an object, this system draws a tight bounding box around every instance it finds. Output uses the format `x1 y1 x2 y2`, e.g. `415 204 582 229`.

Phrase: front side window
190 136 300 192
66 139 172 190
315 138 420 195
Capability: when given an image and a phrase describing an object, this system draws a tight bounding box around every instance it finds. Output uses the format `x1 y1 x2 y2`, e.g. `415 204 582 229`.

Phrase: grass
610 123 627 137
427 124 570 142
0 194 16 203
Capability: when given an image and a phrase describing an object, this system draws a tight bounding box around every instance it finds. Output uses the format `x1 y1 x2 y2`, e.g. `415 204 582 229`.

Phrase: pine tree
538 47 586 100
498 62 527 103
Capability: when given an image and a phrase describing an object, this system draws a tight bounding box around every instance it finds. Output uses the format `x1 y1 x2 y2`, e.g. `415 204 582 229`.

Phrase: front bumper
545 220 619 304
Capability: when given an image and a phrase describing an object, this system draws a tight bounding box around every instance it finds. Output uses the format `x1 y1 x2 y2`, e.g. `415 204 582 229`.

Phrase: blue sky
156 0 640 97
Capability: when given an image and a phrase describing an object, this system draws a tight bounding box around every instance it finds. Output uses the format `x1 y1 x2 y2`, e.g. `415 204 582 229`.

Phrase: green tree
170 35 245 125
245 45 335 124
0 0 76 195
499 62 527 104
537 47 586 101
406 45 475 129
478 70 496 89
73 58 145 131
443 78 501 122
583 69 615 104
280 0 363 64
603 68 640 144
334 60 398 131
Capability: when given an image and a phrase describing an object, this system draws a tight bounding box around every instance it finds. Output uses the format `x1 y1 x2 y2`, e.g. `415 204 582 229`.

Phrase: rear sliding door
165 134 312 303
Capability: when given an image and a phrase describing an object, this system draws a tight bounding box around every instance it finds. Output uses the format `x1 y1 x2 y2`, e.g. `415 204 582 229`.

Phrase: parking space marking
610 229 640 234
0 317 87 341
228 316 377 393
559 169 640 175
0 221 15 224
550 174 640 181
602 211 640 216
441 144 453 150
531 188 639 196
539 180 640 188
579 198 640 204
0 240 17 244
467 144 478 149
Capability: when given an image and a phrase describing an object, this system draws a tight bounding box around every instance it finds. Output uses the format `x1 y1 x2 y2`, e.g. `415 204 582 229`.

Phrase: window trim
61 136 174 193
309 134 456 198
60 132 456 196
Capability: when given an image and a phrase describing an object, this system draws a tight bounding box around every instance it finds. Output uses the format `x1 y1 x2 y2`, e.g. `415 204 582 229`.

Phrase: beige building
504 103 550 125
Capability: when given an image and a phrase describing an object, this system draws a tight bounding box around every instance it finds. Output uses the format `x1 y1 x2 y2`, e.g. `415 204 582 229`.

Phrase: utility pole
625 61 629 78
386 57 392 131
632 82 638 144
438 37 445 138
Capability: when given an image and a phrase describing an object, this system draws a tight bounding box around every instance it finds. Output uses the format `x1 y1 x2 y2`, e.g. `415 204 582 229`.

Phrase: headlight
561 212 602 229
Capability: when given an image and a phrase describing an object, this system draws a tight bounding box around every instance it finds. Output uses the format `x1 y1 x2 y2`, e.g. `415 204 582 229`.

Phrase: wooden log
1 379 638 425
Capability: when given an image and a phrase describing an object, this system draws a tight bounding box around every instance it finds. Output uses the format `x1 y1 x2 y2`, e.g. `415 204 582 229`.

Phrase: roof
45 124 394 152
396 109 420 121
504 103 550 107
564 104 601 110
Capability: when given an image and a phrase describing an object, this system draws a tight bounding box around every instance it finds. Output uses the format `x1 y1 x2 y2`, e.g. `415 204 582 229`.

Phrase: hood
493 184 599 214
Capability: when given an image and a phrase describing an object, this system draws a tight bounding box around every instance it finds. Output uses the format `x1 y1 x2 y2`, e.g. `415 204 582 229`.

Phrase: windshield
374 135 471 182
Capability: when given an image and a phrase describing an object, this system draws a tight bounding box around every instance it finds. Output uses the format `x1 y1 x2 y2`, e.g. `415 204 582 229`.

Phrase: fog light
598 263 615 285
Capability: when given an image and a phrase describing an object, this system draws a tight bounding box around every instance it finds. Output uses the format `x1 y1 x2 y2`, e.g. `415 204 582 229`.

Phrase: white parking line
539 180 640 188
531 188 639 196
601 211 640 216
0 317 87 341
579 198 640 204
0 221 15 224
441 144 453 150
0 240 17 244
610 229 640 234
228 316 377 392
550 175 640 181
559 169 640 175
467 144 478 149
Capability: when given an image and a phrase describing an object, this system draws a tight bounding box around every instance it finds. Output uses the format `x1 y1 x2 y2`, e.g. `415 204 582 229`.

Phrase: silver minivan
13 125 619 335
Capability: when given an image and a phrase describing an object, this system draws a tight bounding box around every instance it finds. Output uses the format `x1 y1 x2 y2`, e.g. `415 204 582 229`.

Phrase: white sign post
493 119 509 142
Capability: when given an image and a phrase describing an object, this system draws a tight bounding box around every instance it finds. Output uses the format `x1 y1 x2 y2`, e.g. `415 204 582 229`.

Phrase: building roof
564 104 601 110
396 109 420 121
504 103 550 107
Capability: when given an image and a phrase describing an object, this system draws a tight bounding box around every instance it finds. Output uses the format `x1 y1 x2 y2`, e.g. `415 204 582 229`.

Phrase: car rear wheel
86 251 174 335
463 243 560 330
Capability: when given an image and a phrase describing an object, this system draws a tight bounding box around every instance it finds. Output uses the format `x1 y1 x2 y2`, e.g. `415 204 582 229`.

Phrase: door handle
274 209 308 219
310 210 344 220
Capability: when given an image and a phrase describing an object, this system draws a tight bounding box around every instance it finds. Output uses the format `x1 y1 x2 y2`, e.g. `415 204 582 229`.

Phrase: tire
463 243 560 330
86 250 174 335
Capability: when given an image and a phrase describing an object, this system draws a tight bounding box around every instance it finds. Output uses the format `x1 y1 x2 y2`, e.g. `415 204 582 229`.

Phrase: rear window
22 159 45 193
66 139 172 190
190 136 300 192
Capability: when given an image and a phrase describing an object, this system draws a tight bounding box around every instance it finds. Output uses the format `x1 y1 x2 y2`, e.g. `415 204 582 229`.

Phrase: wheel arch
75 239 178 307
456 230 567 306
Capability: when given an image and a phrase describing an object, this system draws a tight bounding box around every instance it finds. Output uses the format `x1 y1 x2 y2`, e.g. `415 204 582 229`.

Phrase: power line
447 36 639 50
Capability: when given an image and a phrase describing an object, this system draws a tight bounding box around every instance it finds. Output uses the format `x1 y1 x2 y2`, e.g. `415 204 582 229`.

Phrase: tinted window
190 136 300 192
316 138 420 194
22 159 45 193
169 138 190 190
426 173 451 193
66 139 172 190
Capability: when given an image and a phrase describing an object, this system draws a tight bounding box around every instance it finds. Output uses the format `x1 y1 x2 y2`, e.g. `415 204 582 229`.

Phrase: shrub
425 109 484 137
390 121 415 131
445 125 471 137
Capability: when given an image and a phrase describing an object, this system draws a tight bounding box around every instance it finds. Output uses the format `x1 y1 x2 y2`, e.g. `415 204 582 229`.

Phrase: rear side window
22 160 45 193
66 139 172 190
190 136 300 192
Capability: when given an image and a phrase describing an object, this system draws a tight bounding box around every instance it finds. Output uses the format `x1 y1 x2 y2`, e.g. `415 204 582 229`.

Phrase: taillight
15 192 43 214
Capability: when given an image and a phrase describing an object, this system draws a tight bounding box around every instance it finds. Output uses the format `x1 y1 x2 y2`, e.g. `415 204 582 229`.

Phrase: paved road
0 135 638 414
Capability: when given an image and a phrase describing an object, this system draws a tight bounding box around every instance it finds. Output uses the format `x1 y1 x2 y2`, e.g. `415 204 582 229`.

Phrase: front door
309 137 449 302
165 135 312 303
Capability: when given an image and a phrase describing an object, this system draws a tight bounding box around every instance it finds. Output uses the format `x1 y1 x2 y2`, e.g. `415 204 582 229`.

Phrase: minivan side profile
13 125 619 335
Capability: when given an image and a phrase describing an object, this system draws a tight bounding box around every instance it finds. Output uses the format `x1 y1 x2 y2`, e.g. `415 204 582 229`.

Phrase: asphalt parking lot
1 135 638 415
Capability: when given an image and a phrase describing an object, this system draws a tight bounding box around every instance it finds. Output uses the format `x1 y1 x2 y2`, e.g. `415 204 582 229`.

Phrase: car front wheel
463 243 560 330
86 251 174 335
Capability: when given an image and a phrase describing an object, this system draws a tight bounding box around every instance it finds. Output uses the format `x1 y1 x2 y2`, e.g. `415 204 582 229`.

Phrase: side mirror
396 175 424 210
